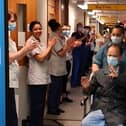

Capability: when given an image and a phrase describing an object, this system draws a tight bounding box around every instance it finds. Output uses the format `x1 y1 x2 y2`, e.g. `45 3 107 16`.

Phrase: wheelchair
80 72 94 117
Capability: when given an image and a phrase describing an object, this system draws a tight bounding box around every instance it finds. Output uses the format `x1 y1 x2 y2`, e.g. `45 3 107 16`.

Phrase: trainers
47 110 60 115
58 108 65 113
62 97 73 103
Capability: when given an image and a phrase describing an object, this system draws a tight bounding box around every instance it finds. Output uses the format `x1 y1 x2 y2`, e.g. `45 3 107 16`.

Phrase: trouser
47 75 63 112
28 85 47 126
71 52 81 87
81 109 124 126
62 60 71 93
7 88 18 126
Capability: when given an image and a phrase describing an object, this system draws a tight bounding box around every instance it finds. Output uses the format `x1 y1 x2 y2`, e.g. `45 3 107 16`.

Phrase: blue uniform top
93 41 126 73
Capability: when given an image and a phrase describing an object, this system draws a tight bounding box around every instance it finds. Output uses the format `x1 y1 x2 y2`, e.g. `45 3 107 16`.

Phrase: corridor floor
44 87 85 126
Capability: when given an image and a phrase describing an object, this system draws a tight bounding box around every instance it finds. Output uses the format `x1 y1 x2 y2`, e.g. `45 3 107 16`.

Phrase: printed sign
88 4 126 11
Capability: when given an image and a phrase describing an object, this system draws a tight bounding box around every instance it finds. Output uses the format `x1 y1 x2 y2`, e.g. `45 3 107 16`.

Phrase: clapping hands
24 40 39 52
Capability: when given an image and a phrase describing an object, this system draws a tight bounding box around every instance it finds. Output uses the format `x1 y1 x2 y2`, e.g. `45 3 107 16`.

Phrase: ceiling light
92 15 97 18
61 4 64 10
97 19 104 25
87 11 95 15
77 3 88 10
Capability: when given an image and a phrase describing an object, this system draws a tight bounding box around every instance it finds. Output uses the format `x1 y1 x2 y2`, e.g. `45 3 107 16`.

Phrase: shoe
47 110 60 115
58 108 65 113
62 97 73 103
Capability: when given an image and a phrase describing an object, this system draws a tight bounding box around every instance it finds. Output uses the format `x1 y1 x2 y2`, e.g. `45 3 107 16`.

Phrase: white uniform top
48 32 67 76
65 36 72 61
9 38 19 88
27 36 51 85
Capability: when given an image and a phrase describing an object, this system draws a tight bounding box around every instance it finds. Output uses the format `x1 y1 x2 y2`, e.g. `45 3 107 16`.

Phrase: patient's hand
109 65 118 78
81 76 90 89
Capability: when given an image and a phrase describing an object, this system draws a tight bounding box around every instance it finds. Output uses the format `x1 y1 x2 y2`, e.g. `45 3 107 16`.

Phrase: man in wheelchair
81 44 126 126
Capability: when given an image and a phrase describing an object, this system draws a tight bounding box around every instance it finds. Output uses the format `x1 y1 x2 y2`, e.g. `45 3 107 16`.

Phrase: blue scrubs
71 32 90 87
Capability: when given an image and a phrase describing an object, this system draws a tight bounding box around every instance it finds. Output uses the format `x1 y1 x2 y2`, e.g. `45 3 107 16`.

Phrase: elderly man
81 44 126 126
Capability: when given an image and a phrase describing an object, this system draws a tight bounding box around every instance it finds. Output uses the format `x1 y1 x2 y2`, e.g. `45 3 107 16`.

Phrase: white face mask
8 22 16 31
62 30 70 37
107 56 119 67
111 36 122 44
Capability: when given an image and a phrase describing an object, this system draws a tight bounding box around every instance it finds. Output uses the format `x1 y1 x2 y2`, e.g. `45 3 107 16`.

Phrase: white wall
69 0 84 32
69 1 99 33
37 0 48 44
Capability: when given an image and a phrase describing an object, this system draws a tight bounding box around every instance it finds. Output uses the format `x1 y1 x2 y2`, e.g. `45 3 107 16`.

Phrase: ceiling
72 0 126 4
71 0 126 25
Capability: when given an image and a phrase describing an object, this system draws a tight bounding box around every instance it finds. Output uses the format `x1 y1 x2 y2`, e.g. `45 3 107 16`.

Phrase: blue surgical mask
62 30 67 36
8 22 16 31
111 36 122 44
107 56 119 67
66 30 70 36
62 30 70 37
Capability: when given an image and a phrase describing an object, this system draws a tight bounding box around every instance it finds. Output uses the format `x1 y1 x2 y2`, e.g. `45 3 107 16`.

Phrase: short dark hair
112 24 124 34
48 19 61 32
29 21 41 32
84 26 91 30
107 43 123 56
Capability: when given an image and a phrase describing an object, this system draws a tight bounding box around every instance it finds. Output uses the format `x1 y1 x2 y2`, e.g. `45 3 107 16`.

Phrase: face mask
111 36 122 44
62 30 67 36
66 30 70 36
107 56 119 67
8 22 16 31
62 30 70 37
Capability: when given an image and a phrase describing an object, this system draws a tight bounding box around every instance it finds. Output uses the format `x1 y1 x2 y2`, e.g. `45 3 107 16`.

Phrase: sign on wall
88 4 126 11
